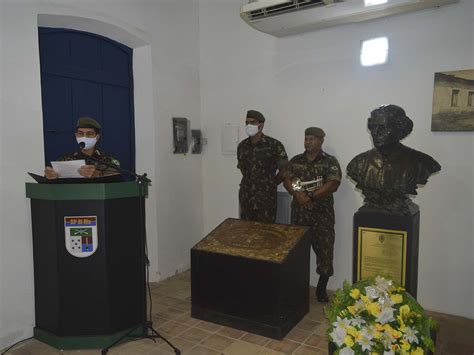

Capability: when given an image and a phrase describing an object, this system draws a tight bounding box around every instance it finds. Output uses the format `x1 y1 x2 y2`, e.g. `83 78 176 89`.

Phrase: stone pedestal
352 207 420 298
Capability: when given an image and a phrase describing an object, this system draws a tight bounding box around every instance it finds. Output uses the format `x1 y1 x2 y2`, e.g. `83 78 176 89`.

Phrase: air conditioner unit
240 0 459 37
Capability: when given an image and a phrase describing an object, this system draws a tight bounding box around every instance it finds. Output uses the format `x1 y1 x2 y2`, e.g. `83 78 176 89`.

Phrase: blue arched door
39 27 135 172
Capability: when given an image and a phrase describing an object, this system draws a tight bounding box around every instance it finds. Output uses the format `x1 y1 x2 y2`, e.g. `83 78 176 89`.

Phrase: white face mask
77 137 97 150
245 124 260 137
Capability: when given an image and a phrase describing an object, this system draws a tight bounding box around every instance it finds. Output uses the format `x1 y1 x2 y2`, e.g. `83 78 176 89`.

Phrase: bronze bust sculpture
347 105 441 215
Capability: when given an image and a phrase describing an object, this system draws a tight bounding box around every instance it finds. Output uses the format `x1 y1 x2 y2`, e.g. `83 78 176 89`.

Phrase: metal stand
100 321 181 354
83 155 180 354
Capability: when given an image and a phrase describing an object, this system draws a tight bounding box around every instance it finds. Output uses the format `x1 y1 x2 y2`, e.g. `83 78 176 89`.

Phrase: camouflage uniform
237 135 288 223
286 151 341 276
59 149 120 176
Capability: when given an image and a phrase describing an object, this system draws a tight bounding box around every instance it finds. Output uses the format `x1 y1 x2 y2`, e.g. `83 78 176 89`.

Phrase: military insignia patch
64 216 98 258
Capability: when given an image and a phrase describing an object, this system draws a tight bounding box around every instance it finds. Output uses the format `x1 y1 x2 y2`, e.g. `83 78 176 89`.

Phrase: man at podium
44 117 120 180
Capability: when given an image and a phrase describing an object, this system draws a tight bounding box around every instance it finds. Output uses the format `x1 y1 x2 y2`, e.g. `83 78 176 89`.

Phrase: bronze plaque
357 227 407 285
193 218 308 264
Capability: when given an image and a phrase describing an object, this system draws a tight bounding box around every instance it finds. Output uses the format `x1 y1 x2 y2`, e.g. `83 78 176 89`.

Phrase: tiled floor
4 270 474 355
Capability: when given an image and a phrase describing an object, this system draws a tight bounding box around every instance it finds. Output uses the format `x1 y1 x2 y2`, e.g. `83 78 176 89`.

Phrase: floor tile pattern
3 270 473 354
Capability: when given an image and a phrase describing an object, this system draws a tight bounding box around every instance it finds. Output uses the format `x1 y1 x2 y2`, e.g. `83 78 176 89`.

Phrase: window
365 0 387 6
451 89 459 107
360 37 389 67
468 91 474 107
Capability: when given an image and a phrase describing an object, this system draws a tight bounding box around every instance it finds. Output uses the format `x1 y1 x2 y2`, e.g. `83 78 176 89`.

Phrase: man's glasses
75 131 97 138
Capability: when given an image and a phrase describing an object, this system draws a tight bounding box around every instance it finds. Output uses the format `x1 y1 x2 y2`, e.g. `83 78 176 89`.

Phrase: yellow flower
347 305 357 315
399 323 407 333
339 310 349 317
401 339 411 351
344 335 354 347
384 324 401 339
346 326 358 337
373 330 382 339
400 305 411 317
366 302 381 316
361 294 370 303
391 294 403 304
411 347 424 355
350 288 360 299
391 329 402 339
375 323 385 332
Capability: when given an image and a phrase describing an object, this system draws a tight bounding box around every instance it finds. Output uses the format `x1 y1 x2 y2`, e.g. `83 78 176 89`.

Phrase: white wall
199 0 473 318
1 0 472 350
0 0 202 349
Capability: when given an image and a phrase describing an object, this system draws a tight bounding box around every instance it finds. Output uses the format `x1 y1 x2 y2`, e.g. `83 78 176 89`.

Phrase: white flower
339 347 355 355
403 326 419 344
365 286 379 300
383 351 395 355
379 294 395 308
375 276 392 290
332 316 351 330
350 316 366 327
357 330 375 352
329 327 347 347
365 324 378 338
354 299 365 311
380 333 394 348
376 307 395 324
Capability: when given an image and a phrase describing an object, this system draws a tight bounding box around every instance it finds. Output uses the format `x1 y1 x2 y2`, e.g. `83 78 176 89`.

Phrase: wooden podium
26 181 147 349
191 218 311 340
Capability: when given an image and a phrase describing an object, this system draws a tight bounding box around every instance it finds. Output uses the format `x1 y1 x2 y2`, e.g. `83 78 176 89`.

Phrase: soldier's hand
294 191 311 207
44 167 60 180
79 165 97 178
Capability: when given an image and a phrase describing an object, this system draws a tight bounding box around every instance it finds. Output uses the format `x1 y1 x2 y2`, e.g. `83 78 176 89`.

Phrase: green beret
77 117 101 130
305 127 325 137
246 110 265 123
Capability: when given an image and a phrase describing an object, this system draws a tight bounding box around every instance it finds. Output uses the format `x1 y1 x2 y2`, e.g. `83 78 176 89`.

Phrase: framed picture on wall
431 69 474 131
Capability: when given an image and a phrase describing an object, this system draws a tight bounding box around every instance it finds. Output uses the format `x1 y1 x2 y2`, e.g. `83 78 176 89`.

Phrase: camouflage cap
246 110 265 123
305 127 325 138
77 117 101 130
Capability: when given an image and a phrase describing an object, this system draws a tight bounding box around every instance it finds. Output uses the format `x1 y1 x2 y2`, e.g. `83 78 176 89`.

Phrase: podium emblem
64 216 98 258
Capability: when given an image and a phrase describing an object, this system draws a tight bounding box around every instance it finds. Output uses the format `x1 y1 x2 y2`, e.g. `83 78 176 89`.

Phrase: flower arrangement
324 276 437 355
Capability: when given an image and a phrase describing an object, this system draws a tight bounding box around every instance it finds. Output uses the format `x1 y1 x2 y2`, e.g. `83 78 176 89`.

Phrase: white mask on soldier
245 124 260 137
77 137 97 150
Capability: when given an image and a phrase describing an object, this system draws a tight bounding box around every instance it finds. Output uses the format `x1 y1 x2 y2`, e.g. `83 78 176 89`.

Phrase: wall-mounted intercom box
172 117 190 154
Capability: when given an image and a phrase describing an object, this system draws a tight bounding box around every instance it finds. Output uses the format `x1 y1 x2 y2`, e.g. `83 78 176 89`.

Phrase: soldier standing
283 127 341 302
237 110 288 223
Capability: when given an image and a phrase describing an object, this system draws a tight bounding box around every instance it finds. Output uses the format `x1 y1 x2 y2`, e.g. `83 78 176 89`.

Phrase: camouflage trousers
310 223 335 277
292 212 335 277
240 206 276 224
239 186 277 223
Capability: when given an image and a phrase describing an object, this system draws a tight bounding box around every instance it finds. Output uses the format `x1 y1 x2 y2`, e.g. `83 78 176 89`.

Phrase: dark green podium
26 182 147 349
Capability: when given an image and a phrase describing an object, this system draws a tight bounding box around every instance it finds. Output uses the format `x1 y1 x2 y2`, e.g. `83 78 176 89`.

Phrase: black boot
316 275 330 303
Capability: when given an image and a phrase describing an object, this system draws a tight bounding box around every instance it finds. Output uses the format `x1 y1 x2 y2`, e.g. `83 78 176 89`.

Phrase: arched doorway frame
37 13 159 282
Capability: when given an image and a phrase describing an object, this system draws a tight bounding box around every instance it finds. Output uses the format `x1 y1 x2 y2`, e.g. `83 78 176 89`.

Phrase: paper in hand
51 160 86 178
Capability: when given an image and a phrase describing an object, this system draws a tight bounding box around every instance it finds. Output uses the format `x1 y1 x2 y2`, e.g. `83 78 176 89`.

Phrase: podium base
33 325 142 350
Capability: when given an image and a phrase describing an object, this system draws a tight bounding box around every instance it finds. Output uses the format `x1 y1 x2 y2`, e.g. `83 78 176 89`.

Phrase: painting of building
432 69 474 131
